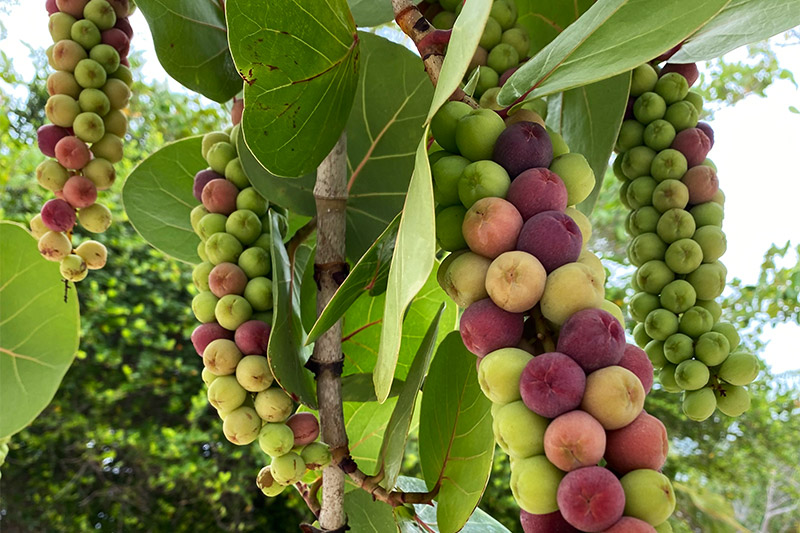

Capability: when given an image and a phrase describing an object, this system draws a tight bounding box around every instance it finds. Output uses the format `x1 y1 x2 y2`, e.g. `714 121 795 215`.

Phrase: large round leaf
227 0 360 177
122 136 206 264
137 0 242 103
0 222 80 438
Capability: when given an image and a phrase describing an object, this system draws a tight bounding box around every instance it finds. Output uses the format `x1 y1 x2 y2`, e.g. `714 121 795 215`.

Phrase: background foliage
0 18 798 533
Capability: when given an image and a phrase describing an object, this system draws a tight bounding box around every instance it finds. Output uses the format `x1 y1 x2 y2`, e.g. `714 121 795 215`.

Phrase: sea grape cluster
34 0 135 281
424 0 531 108
431 102 676 532
189 123 330 495
615 62 759 421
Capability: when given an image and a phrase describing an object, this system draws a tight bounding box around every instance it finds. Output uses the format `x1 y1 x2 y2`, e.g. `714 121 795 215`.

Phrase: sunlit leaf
122 136 204 264
0 222 80 438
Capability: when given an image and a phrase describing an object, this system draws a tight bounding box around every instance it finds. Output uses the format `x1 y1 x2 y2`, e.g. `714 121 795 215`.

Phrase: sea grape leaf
345 489 399 533
378 304 444 489
343 267 456 381
343 397 400 477
341 373 404 402
0 222 80 439
374 133 435 403
236 130 317 217
306 213 400 345
671 0 800 63
515 0 596 56
345 32 433 260
137 0 241 102
427 0 492 122
122 136 204 264
348 0 394 27
395 477 512 533
268 214 317 408
418 332 494 533
226 0 359 177
498 0 731 105
553 72 631 216
237 32 431 261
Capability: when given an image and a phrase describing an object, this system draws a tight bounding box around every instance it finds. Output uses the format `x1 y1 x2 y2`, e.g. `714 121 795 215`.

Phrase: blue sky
2 4 798 374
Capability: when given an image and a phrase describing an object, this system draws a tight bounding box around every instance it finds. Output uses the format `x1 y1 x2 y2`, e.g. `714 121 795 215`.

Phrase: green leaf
346 265 455 380
375 133 436 403
136 0 241 102
427 0 492 122
671 0 800 63
236 32 431 261
675 481 752 531
0 222 80 439
395 477 511 533
226 0 359 177
341 373 404 402
516 0 596 56
379 304 444 489
344 397 401 476
236 130 317 217
418 332 494 533
268 214 317 408
552 72 630 215
498 0 731 105
307 214 400 345
345 32 433 260
345 489 399 533
122 136 204 265
348 0 394 27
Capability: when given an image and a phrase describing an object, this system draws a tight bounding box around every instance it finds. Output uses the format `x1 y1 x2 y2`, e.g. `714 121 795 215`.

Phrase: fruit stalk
311 133 349 530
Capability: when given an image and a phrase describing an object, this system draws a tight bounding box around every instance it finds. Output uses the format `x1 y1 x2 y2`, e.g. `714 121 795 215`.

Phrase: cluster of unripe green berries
33 0 135 282
615 62 759 421
190 124 331 496
430 100 676 532
423 0 531 107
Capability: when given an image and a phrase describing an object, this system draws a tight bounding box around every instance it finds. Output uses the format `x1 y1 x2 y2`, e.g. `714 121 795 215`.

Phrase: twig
295 480 322 519
311 133 350 530
391 0 477 107
332 449 438 507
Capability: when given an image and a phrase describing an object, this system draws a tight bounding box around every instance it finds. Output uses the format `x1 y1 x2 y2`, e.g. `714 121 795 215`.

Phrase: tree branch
391 0 477 107
332 448 438 507
312 133 349 530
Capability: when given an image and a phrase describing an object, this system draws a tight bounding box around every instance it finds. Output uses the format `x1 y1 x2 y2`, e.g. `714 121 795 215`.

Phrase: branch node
305 358 344 379
337 454 358 475
314 261 350 290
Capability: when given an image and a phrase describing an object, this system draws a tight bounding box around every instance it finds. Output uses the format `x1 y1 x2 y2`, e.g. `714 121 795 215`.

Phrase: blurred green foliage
0 31 798 533
0 51 303 532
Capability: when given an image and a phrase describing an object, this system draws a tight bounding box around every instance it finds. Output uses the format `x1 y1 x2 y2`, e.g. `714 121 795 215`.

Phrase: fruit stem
391 0 477 107
295 479 322 518
342 458 439 506
311 133 349 530
532 306 557 353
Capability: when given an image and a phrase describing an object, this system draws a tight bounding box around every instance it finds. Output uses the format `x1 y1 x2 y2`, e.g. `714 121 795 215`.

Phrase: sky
1 4 799 374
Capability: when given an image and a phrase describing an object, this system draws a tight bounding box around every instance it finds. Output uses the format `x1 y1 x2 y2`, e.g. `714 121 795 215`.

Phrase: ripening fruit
60 254 88 282
39 231 73 261
78 202 112 233
75 240 108 269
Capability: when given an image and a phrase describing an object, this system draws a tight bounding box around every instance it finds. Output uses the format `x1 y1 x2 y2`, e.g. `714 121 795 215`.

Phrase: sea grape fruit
557 466 626 531
477 347 533 404
557 308 625 373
